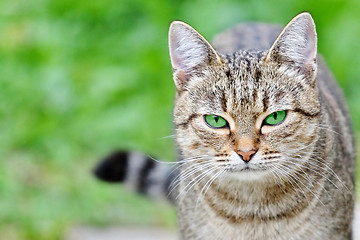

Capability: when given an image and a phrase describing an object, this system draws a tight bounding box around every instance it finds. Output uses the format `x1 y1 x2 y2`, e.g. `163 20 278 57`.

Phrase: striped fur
95 12 355 240
94 151 176 202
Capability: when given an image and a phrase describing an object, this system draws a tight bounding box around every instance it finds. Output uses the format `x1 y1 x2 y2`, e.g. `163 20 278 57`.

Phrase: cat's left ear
169 21 223 91
265 12 317 85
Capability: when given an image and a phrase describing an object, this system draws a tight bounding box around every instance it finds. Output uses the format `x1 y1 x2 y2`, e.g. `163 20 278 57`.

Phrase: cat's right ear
169 21 222 91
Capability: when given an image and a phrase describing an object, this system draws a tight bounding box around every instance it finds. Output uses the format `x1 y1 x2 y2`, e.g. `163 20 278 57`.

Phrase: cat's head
169 13 321 181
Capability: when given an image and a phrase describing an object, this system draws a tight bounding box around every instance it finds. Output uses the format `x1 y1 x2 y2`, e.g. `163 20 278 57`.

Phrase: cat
94 12 356 239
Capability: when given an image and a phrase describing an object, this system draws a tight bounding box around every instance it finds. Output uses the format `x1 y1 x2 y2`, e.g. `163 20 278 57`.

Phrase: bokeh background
1 0 360 239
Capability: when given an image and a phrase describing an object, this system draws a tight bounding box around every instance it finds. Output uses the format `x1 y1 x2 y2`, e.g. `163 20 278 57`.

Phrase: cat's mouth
226 164 267 173
224 164 271 181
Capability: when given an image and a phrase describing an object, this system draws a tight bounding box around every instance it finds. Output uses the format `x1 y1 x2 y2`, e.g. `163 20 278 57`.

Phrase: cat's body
94 13 355 240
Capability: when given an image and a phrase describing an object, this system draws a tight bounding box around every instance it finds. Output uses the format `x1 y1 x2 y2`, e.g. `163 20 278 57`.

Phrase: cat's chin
224 167 272 182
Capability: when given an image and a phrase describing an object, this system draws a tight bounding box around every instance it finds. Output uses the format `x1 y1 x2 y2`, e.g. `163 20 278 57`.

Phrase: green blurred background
1 0 360 239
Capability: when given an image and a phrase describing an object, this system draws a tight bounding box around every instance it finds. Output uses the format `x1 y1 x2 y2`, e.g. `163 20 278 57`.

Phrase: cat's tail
93 151 178 203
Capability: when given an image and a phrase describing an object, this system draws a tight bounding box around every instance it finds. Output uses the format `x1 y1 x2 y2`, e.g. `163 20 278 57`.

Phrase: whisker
277 162 325 206
272 163 311 205
176 166 218 200
284 155 340 190
196 168 224 206
150 154 211 165
284 159 332 196
285 150 349 192
168 162 214 197
158 134 176 140
167 157 212 179
307 123 342 136
171 161 214 187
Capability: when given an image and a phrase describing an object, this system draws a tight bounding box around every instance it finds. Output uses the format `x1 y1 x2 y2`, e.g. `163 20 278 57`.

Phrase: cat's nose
236 150 257 162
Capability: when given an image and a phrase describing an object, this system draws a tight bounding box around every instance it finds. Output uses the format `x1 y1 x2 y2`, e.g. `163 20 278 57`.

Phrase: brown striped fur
170 13 355 239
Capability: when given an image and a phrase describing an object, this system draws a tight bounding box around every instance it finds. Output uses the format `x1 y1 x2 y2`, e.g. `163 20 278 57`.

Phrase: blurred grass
1 0 360 239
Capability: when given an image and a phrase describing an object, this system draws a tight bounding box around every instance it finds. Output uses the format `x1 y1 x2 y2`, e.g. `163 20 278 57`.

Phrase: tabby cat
94 12 356 239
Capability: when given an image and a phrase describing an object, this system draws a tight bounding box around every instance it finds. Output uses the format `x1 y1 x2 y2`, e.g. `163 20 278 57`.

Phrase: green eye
204 115 228 128
264 110 287 125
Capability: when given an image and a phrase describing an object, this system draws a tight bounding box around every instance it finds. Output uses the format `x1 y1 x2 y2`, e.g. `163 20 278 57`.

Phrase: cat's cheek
261 124 290 135
189 128 230 152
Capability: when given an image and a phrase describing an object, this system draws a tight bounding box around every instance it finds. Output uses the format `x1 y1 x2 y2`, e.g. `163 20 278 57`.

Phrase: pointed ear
169 21 222 91
265 12 317 83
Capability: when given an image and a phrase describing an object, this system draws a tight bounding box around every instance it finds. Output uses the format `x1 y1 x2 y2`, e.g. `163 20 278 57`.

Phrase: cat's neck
193 169 322 220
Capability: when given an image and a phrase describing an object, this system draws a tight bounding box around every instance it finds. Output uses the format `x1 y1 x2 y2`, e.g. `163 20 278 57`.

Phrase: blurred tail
93 151 177 203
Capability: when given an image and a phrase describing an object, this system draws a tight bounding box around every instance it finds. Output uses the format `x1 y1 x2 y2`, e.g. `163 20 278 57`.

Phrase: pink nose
236 150 257 162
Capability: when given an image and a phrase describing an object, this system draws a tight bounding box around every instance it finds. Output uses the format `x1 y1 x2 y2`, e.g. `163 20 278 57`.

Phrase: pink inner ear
168 21 222 90
169 21 219 72
169 32 182 71
303 23 317 64
170 46 186 71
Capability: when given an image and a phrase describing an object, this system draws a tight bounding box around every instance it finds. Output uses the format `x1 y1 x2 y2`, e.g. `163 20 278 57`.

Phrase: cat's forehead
223 50 267 100
193 50 302 116
219 51 275 112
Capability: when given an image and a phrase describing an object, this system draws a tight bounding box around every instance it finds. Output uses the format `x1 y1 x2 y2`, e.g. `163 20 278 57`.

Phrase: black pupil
214 116 219 122
273 112 278 120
